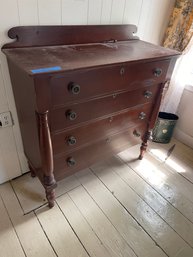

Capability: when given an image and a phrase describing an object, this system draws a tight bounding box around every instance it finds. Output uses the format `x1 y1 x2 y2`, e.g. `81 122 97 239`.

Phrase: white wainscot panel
100 0 112 24
62 0 88 25
0 65 8 113
18 0 39 25
0 53 28 175
0 127 21 183
0 0 19 46
110 0 125 24
0 0 27 182
123 0 142 25
138 0 175 45
88 0 102 24
38 0 62 25
137 0 152 41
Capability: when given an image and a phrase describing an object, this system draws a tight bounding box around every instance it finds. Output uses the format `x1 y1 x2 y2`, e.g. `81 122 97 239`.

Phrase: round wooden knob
67 157 76 167
68 82 80 95
66 110 77 121
138 112 146 120
67 136 77 146
153 68 162 77
120 67 125 75
144 90 153 99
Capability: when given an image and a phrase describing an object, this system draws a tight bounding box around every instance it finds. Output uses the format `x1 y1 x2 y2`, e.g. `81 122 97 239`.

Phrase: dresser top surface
3 40 179 76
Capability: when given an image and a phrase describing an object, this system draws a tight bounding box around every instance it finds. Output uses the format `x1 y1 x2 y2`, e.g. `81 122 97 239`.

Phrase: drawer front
53 122 146 180
52 103 152 155
50 84 159 132
50 60 170 108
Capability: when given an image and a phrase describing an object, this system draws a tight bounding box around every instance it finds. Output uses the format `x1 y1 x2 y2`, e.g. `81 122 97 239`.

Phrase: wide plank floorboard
0 194 25 257
92 161 193 256
105 155 193 247
0 183 56 257
11 173 80 213
57 194 113 257
35 204 89 257
76 168 167 257
119 145 193 223
68 185 137 257
1 139 193 257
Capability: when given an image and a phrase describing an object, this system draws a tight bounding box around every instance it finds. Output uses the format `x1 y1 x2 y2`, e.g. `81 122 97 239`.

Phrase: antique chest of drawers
2 25 180 207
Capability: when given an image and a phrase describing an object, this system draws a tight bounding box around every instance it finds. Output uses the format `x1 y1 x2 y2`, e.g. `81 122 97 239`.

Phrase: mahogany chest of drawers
2 25 179 207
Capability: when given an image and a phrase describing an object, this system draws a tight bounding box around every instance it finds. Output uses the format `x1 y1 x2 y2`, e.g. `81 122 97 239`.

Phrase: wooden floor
1 138 193 257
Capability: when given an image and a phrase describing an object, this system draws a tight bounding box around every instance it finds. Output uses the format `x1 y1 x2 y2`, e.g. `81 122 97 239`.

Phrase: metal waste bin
152 112 179 143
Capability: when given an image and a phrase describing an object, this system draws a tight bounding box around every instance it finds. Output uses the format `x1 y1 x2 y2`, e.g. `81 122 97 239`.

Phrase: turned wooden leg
43 175 57 208
139 131 151 160
37 111 57 208
139 141 148 160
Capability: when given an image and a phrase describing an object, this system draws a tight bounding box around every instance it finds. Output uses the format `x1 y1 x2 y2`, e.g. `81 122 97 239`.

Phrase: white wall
0 0 175 183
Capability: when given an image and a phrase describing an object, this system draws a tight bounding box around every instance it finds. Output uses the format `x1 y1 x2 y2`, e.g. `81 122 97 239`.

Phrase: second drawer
52 103 152 155
50 84 159 132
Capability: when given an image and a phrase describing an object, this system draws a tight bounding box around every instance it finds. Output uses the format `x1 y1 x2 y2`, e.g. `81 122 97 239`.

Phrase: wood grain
0 193 25 257
92 158 193 257
76 169 167 257
36 204 89 257
2 25 138 49
0 183 56 257
68 186 137 257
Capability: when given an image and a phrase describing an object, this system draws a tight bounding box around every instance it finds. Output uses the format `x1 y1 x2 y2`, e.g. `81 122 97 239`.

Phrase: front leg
37 111 57 208
139 82 166 160
43 175 57 208
139 131 151 160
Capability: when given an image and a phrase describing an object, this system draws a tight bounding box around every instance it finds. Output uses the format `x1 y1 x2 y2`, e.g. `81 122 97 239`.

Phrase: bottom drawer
53 122 147 181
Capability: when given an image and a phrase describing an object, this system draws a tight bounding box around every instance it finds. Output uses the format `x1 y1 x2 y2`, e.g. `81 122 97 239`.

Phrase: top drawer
50 59 170 108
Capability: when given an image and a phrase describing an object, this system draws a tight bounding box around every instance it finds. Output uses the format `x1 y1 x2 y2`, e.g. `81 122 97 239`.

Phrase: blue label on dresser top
31 66 62 74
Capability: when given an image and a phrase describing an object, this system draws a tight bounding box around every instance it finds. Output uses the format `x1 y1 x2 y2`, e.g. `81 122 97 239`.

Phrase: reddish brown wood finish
54 122 147 181
50 84 159 132
50 60 170 107
52 103 152 155
37 111 56 208
2 25 138 49
2 25 180 208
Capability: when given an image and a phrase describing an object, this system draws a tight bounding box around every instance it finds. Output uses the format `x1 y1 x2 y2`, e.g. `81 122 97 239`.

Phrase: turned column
37 111 57 208
139 82 166 160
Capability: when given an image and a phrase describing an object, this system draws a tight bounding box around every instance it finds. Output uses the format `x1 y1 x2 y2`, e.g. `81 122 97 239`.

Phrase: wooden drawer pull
66 110 77 121
144 90 153 99
120 67 125 75
153 68 162 77
133 130 141 137
67 157 76 166
67 136 77 146
138 112 146 120
68 82 80 95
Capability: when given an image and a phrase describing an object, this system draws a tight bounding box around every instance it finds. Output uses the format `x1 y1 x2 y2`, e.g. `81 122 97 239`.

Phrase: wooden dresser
2 25 180 207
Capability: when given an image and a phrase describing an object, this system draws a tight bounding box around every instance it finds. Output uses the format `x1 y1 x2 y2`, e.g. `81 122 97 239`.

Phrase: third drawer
52 103 152 155
53 122 147 180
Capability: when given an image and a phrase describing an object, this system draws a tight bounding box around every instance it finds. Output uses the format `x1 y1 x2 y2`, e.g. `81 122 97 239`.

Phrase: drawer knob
120 67 125 75
66 110 77 121
153 68 162 77
67 136 77 146
68 82 80 95
139 112 146 120
133 130 141 137
144 90 153 98
67 157 76 167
